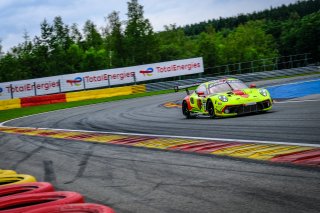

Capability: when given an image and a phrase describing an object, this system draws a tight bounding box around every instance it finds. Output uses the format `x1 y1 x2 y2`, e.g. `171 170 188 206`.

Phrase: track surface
1 75 320 212
5 89 320 145
1 133 319 213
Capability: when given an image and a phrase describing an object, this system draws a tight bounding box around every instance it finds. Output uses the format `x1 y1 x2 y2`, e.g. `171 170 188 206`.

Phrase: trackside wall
0 85 146 111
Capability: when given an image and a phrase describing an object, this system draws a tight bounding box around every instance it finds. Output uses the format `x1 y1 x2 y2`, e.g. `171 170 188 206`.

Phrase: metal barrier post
10 84 14 99
251 61 254 73
82 77 86 90
304 54 308 66
33 82 37 96
133 73 137 85
58 80 62 93
108 75 111 88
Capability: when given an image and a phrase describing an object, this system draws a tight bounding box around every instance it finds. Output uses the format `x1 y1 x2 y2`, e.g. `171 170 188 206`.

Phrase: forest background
0 0 319 82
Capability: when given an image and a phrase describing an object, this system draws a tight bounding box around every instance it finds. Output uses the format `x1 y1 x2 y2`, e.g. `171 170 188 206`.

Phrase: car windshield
208 80 248 94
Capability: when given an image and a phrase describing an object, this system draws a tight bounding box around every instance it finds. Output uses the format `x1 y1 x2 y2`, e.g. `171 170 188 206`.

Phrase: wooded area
0 0 319 82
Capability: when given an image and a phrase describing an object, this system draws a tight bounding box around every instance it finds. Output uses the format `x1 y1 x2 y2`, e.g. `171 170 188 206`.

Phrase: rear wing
173 83 200 95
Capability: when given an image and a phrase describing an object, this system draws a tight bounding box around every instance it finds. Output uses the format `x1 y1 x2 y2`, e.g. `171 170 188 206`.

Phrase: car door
190 84 207 111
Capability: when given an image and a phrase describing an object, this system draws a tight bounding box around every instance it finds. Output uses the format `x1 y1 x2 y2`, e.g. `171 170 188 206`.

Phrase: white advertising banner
0 57 203 100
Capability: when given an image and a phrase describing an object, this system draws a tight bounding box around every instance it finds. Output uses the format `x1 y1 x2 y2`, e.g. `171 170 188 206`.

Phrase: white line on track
275 99 320 104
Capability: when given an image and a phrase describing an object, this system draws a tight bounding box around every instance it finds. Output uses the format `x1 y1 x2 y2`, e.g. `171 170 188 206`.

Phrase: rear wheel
182 101 192 119
207 100 215 119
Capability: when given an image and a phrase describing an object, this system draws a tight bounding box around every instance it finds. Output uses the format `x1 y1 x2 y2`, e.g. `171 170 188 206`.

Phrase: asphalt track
0 75 320 213
4 78 320 144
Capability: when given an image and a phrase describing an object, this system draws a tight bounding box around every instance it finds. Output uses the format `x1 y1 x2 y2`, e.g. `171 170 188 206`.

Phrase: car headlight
218 95 228 102
259 89 268 97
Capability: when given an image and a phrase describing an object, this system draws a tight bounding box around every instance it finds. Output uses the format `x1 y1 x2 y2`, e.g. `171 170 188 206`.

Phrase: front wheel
182 101 192 119
207 100 215 119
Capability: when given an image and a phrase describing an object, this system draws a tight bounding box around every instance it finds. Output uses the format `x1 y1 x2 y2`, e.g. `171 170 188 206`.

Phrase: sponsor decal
0 87 2 96
66 77 82 86
5 81 60 93
82 72 135 83
139 67 154 76
156 63 201 73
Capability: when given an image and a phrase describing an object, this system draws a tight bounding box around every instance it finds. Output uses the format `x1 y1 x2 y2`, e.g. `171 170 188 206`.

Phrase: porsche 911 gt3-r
174 78 272 118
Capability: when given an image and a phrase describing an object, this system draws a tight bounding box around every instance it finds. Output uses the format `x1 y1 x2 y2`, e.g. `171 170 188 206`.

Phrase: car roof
201 78 239 87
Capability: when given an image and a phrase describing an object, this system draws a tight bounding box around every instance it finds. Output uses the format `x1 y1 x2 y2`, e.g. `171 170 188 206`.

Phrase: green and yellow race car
174 78 272 118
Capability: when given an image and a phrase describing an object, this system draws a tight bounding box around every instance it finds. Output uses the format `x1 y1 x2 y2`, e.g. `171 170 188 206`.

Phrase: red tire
25 203 116 213
0 191 84 213
0 182 54 198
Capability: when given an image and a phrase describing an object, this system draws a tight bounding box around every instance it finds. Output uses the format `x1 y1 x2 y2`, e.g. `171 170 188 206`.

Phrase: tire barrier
25 203 116 213
0 170 17 176
0 174 37 186
0 182 54 198
0 168 117 212
0 191 84 213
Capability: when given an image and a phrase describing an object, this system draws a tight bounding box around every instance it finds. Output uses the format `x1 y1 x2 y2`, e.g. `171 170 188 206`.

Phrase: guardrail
146 66 320 92
205 53 312 75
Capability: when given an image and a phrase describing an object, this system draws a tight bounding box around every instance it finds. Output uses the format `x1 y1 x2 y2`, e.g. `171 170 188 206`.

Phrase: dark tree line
183 0 320 35
0 0 319 82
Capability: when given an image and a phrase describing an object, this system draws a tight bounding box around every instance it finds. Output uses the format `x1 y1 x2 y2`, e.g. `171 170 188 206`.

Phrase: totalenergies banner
0 57 203 100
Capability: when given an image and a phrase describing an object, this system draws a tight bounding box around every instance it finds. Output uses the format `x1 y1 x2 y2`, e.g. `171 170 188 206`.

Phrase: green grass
0 89 175 123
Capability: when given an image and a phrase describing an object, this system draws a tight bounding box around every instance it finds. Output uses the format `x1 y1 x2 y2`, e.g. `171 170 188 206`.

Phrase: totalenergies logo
66 77 82 86
0 87 3 96
139 67 153 77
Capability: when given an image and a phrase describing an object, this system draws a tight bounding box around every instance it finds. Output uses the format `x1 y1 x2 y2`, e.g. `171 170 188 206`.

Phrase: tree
222 21 278 64
83 20 103 50
67 44 84 73
157 24 197 61
106 11 125 67
49 16 73 75
70 23 83 44
279 12 320 61
0 39 4 58
124 0 159 65
197 26 218 69
82 47 107 71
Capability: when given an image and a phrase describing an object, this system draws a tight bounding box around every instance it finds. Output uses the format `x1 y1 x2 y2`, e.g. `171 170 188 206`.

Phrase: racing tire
0 170 17 176
0 182 54 198
182 101 193 119
25 203 116 213
0 191 84 213
0 174 37 186
207 100 215 119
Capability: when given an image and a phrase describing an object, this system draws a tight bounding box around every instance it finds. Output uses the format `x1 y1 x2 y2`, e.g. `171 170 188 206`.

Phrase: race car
174 78 272 118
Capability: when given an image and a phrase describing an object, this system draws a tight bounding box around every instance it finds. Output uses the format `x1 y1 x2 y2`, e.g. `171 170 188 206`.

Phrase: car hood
209 88 268 103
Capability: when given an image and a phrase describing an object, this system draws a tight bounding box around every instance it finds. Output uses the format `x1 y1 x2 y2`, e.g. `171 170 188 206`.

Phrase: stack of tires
0 169 115 213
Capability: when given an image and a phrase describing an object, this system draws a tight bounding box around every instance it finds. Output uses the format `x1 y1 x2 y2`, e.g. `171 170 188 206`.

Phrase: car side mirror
197 91 205 96
250 84 256 88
